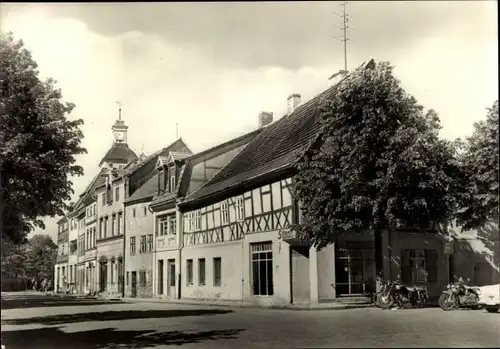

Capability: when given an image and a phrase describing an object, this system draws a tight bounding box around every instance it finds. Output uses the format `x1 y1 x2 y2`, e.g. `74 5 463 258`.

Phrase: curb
120 298 374 311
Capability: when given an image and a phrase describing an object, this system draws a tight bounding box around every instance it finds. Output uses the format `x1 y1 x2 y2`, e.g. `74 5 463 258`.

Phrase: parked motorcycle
439 277 482 311
375 279 429 309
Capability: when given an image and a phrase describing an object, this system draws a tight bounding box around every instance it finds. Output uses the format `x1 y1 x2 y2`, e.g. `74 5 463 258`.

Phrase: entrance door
131 271 137 298
167 259 176 298
290 247 310 304
158 260 164 295
335 243 375 296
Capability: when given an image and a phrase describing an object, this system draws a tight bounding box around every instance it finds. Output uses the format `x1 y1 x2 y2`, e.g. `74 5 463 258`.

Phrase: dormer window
170 175 176 193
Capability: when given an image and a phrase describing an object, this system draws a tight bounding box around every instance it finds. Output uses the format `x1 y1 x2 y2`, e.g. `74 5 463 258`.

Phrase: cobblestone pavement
1 294 499 349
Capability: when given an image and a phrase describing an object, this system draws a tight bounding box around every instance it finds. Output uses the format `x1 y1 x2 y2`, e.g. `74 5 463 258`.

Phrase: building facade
123 139 192 298
67 215 79 294
149 129 264 300
55 217 69 293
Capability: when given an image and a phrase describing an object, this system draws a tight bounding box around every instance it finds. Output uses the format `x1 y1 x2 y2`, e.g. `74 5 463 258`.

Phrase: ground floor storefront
149 228 451 304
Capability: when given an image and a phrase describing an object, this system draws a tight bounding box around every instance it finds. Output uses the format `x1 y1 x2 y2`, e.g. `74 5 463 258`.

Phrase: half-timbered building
177 59 454 303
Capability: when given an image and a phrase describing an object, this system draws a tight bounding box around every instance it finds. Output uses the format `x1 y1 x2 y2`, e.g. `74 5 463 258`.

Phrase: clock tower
98 105 138 169
112 107 128 144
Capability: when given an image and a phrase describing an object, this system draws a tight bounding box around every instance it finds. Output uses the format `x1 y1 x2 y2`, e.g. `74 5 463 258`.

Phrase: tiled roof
124 138 191 176
150 128 263 209
99 142 138 167
123 140 193 204
124 174 158 205
70 168 108 214
182 59 376 207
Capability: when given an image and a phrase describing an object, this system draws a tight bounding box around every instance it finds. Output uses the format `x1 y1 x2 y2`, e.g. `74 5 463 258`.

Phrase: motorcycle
375 279 429 309
439 277 482 311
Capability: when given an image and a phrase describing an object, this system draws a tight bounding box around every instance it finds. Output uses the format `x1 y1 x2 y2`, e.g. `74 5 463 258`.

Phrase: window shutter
425 249 438 283
401 249 412 283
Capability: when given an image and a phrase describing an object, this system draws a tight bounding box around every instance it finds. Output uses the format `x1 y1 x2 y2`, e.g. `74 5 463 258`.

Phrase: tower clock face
115 131 124 141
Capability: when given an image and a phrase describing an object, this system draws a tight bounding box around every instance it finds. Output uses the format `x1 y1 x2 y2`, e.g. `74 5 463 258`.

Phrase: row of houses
54 59 499 305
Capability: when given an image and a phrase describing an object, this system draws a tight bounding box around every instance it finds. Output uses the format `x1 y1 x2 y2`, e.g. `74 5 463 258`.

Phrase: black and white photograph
0 1 498 348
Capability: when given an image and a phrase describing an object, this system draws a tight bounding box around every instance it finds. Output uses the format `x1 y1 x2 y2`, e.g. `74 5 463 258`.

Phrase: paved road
1 293 499 349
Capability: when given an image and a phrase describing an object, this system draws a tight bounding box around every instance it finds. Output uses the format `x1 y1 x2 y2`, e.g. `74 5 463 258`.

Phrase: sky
1 1 498 242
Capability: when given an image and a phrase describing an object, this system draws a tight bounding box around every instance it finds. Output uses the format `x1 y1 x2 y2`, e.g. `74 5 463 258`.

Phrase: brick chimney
258 111 273 128
287 94 301 114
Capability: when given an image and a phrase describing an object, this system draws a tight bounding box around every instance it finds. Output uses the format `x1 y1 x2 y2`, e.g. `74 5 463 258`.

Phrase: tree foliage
456 100 499 231
1 234 57 281
0 32 87 244
293 61 461 250
23 234 58 281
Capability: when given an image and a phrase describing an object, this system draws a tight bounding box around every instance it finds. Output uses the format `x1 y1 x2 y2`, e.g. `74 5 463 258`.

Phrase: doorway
158 260 164 295
290 246 310 304
131 271 137 298
335 241 375 296
167 259 176 298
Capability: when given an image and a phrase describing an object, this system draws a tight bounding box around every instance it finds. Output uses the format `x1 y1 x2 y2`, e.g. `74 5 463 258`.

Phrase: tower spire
116 101 122 121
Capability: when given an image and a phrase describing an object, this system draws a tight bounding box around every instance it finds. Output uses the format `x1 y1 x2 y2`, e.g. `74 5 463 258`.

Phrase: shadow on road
3 309 233 325
0 297 122 310
1 326 245 349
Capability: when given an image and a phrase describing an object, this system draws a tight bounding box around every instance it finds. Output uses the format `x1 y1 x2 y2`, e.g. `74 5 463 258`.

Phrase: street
1 293 499 349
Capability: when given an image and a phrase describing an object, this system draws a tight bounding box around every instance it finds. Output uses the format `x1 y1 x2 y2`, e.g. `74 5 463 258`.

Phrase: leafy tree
0 32 87 244
456 100 499 231
23 234 58 281
293 61 461 278
1 235 26 279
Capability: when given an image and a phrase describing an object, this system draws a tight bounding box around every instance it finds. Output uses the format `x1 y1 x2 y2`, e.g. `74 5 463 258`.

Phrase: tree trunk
374 227 384 292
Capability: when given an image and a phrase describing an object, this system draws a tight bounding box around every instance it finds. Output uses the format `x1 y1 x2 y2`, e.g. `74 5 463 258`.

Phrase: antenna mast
329 1 355 80
116 101 123 121
341 1 348 72
176 122 179 139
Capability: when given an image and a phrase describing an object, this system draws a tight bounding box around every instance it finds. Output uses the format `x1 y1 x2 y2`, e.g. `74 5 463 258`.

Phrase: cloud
1 2 497 242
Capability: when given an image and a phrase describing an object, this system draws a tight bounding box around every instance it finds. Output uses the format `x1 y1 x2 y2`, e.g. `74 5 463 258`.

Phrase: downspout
177 203 184 300
151 203 156 298
122 177 128 298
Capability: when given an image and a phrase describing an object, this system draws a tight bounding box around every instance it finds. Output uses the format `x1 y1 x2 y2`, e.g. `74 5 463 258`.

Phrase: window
112 214 116 236
169 216 177 236
140 235 147 253
117 213 122 235
104 216 108 237
170 175 176 192
115 187 120 201
186 259 193 286
133 208 136 218
213 257 222 287
251 242 274 296
110 261 115 284
140 270 147 286
401 249 438 284
130 237 136 255
99 219 103 239
195 210 201 231
198 258 206 286
144 206 147 216
126 271 129 286
158 216 174 236
236 196 245 221
221 201 229 225
102 193 105 206
147 234 153 252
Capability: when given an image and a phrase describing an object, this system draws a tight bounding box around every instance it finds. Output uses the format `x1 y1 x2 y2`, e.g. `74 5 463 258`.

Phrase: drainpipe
122 202 126 298
177 204 183 300
151 203 156 298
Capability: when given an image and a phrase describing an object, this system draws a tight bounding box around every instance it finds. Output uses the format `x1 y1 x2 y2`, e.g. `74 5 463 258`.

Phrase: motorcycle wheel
376 292 394 309
439 293 455 311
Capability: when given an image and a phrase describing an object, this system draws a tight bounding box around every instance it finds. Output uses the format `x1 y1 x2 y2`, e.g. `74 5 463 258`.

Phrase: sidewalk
120 297 375 311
